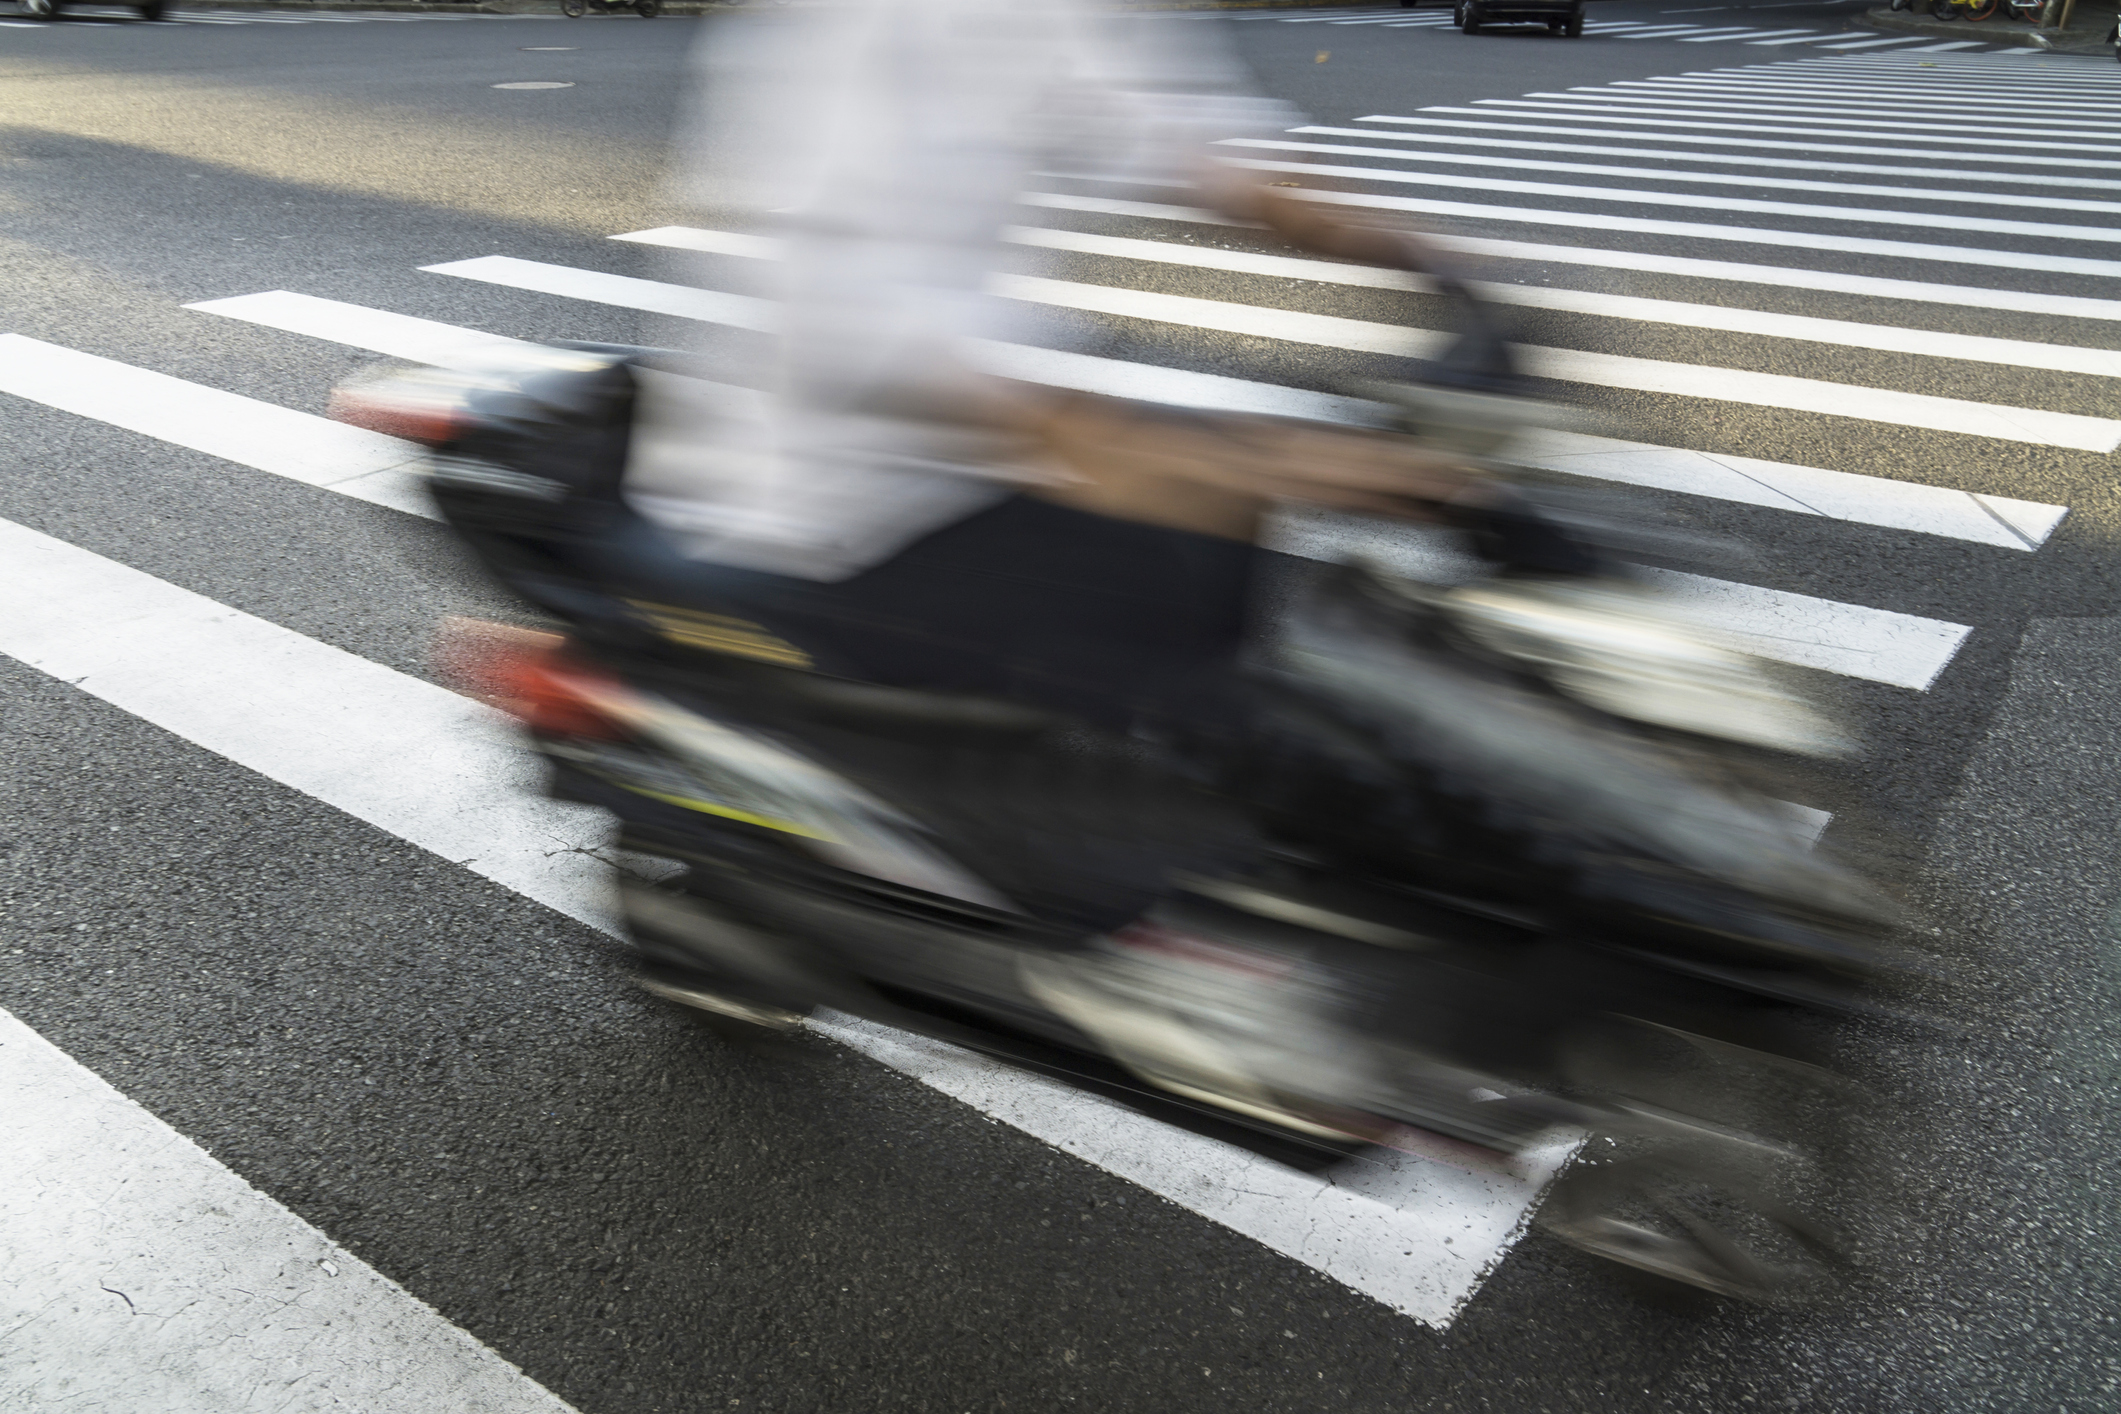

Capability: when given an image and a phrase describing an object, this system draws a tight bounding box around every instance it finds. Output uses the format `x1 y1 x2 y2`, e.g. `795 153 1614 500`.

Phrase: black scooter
335 291 1900 1303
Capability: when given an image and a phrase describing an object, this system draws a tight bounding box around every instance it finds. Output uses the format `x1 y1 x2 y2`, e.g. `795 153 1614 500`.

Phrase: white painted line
1509 92 2121 140
1645 569 1970 689
1015 196 2121 321
1368 107 2121 167
186 290 548 369
241 271 2066 555
0 517 611 928
988 225 2121 377
1268 512 1972 689
1809 36 1939 49
1270 181 2121 281
611 226 781 260
1618 77 2121 115
0 1007 583 1414
0 518 1569 1331
419 256 773 329
430 254 2117 450
1467 99 2121 155
1745 31 1873 44
1515 427 2068 550
1222 137 2121 216
1781 63 2121 88
1809 60 2121 84
1662 68 2121 95
822 1014 1576 1329
1903 41 1988 51
1684 29 1817 40
1217 154 2121 249
1298 125 2121 193
0 335 425 508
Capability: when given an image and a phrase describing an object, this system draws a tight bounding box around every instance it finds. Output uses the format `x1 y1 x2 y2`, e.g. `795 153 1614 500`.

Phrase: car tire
1565 9 1584 33
1461 2 1482 31
137 0 163 16
634 0 658 13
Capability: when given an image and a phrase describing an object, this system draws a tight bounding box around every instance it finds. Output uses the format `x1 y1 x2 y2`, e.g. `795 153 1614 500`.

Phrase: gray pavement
2 5 2118 1411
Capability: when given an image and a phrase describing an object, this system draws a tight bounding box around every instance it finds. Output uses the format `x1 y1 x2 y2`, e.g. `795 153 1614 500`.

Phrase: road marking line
1259 180 2121 281
1218 154 2121 248
0 1006 583 1414
1902 41 1989 51
1224 137 2121 215
1505 93 2121 140
1271 513 1972 689
1780 65 2121 89
1305 125 2121 192
12 298 1988 682
425 252 2118 451
1683 29 1818 40
1619 77 2121 114
1809 36 1938 49
996 272 2120 450
1464 100 2121 154
0 334 425 510
186 291 546 369
1378 105 2121 162
1015 197 2121 325
966 345 2054 584
1810 60 2121 84
198 280 2070 554
0 517 1570 1331
419 257 773 329
1624 26 1763 38
1667 67 2121 92
990 225 2121 377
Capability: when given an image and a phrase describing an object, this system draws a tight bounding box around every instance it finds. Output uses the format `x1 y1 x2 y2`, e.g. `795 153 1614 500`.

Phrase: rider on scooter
610 0 1484 734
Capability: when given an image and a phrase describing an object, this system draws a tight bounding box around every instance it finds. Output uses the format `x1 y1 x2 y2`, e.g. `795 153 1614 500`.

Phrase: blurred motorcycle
333 287 1902 1304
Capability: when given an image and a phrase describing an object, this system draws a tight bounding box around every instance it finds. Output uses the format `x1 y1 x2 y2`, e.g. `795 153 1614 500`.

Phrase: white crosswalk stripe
1 48 2110 1346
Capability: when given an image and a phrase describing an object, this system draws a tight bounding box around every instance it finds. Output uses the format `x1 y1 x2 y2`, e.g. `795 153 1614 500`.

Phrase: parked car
17 0 167 17
1453 0 1585 34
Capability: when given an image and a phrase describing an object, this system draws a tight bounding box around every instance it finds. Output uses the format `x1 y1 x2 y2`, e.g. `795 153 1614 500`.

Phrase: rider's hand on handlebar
1027 394 1475 541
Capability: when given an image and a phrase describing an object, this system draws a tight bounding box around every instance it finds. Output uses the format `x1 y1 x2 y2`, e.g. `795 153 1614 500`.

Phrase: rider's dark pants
590 494 1270 733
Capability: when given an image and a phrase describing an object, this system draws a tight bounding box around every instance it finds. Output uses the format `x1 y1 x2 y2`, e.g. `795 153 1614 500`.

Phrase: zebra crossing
2 44 2117 1389
1218 3 2029 52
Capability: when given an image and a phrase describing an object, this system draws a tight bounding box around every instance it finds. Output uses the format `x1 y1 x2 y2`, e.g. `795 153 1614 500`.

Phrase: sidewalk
1862 0 2118 50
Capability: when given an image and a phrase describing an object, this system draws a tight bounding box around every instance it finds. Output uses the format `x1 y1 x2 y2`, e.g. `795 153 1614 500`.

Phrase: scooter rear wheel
560 0 585 15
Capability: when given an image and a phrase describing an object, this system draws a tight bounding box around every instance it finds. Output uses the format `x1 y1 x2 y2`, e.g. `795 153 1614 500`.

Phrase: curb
1860 3 2117 50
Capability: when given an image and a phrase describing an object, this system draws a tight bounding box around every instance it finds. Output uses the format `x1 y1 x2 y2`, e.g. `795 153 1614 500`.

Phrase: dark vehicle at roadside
14 0 166 17
1452 0 1586 34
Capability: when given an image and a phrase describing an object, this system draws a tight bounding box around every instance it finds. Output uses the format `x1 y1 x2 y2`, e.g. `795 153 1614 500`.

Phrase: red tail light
433 618 624 739
328 370 469 446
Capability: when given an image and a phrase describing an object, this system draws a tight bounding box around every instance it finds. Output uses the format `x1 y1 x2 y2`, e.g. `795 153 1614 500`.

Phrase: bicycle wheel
1928 0 1962 18
1965 0 1999 20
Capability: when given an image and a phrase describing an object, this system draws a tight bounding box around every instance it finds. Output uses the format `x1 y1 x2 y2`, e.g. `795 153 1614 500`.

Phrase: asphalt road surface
3 4 2118 1411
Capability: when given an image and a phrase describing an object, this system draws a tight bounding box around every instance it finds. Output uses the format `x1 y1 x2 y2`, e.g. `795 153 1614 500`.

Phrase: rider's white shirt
624 0 1294 581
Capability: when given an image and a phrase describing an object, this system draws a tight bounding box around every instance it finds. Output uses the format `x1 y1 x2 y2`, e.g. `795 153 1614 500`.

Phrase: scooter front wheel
560 0 586 15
